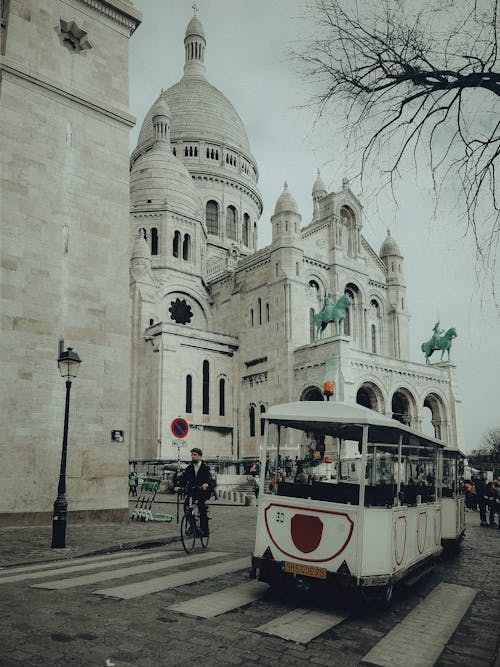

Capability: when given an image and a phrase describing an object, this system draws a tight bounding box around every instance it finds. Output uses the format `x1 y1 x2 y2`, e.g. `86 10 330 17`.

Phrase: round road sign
171 417 189 439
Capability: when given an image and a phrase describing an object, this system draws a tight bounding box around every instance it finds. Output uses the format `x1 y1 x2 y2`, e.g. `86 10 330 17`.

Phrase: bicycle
177 486 210 554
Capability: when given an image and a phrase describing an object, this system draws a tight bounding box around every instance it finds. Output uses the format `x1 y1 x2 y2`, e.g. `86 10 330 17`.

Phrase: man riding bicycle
174 448 213 537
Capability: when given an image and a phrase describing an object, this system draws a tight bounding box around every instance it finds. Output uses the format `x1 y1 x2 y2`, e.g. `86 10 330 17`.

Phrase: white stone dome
130 146 201 218
185 14 205 39
312 169 327 196
137 78 251 155
380 229 401 257
274 182 299 215
151 95 171 119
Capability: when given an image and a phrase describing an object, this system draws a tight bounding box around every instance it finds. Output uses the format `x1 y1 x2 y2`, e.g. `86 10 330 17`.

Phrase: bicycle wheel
193 507 210 549
180 512 196 554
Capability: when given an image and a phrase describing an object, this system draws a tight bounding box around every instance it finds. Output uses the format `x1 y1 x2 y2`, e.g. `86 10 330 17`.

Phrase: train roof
264 401 447 448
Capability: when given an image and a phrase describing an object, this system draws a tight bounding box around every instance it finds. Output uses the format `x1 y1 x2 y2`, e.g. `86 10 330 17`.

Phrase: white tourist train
251 401 465 603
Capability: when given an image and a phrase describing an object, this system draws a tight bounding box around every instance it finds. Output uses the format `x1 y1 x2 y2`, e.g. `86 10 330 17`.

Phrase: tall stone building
0 0 141 525
129 12 464 465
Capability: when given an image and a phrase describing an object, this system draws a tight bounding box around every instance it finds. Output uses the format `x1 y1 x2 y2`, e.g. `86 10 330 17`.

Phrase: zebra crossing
0 549 477 660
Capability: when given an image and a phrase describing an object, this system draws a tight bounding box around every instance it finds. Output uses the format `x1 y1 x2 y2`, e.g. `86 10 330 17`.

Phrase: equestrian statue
314 293 352 340
421 321 457 364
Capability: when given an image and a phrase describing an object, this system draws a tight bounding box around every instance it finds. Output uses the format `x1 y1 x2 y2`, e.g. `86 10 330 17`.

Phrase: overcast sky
129 0 499 453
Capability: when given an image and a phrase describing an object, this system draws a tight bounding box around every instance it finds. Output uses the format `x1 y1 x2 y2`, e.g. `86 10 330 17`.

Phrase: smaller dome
274 182 299 215
151 94 171 119
312 169 327 196
131 232 151 262
130 146 201 218
185 15 205 40
380 228 401 257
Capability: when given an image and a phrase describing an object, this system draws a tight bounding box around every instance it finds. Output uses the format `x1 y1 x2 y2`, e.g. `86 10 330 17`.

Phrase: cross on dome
192 2 198 14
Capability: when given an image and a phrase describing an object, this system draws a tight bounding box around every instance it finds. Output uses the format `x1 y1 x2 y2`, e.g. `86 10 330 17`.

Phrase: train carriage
441 447 466 547
251 401 450 603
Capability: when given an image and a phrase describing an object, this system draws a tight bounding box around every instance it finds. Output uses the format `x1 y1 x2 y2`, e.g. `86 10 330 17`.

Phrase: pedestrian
464 480 475 511
128 472 137 497
253 475 259 499
474 471 490 527
487 479 499 528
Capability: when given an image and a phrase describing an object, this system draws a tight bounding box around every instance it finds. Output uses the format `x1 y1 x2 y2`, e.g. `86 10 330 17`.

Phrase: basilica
128 12 464 464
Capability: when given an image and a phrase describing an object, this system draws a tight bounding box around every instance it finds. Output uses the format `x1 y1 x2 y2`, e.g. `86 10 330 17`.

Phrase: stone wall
0 0 141 524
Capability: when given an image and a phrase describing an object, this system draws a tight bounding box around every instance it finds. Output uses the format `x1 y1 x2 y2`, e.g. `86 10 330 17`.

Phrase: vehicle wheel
180 514 196 554
361 582 393 608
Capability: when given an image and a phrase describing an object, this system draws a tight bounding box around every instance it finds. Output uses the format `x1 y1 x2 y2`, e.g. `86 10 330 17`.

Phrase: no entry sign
171 417 189 439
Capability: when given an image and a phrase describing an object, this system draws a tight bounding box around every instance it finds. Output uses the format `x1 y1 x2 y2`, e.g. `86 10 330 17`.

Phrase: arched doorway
423 393 446 440
356 382 384 412
391 389 414 426
301 386 324 401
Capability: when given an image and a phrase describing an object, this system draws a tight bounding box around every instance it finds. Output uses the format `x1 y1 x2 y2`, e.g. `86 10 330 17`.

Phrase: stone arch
390 387 418 426
343 281 364 340
355 381 385 413
422 392 448 440
300 386 324 401
160 284 210 327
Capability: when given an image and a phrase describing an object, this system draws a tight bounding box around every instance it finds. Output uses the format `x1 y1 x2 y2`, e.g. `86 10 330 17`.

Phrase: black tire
360 581 393 609
180 513 196 554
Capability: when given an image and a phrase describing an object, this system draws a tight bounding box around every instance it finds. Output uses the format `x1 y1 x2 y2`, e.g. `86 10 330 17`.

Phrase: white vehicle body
251 401 456 598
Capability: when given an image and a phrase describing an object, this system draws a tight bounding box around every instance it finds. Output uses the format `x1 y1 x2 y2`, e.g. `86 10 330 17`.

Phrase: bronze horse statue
421 327 457 364
314 294 352 340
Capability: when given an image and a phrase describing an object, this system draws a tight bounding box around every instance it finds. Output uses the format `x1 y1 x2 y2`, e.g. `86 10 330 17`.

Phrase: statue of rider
323 292 335 312
431 321 444 348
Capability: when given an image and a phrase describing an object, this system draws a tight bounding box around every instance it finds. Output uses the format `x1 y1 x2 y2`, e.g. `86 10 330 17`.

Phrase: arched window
260 405 266 436
151 227 158 256
250 308 254 327
139 227 146 240
309 308 315 343
266 303 270 322
202 361 209 415
184 146 188 157
258 298 262 325
249 405 255 437
226 205 237 240
243 213 250 246
186 375 192 413
206 201 219 235
173 230 181 257
371 324 376 353
219 378 225 417
182 234 191 261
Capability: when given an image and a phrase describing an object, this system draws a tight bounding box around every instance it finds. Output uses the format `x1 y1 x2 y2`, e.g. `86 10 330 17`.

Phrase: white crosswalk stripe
94 556 250 599
0 549 146 577
32 551 229 590
0 550 179 585
360 582 477 667
168 580 268 617
256 607 350 644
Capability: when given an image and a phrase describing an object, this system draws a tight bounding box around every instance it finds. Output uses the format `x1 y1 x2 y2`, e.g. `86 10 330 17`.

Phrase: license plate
284 561 327 579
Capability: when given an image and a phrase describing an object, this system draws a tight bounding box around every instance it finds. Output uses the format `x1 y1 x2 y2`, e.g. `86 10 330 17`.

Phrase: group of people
465 471 500 528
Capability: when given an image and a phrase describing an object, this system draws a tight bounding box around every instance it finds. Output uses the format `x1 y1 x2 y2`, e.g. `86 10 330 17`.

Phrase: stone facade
129 12 464 465
0 0 141 525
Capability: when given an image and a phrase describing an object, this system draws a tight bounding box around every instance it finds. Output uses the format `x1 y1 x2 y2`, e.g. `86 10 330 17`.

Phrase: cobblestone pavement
0 507 498 667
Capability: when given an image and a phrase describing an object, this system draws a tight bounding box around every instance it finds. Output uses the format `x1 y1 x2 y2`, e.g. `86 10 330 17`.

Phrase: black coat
177 461 213 490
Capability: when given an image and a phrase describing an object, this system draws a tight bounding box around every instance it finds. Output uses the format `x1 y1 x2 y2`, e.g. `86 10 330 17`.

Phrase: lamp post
51 347 82 549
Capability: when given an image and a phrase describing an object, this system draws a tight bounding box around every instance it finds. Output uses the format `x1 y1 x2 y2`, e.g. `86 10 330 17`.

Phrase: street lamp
51 347 82 549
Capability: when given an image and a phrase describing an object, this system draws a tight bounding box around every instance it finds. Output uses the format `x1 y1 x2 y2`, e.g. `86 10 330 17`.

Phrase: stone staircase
215 476 256 506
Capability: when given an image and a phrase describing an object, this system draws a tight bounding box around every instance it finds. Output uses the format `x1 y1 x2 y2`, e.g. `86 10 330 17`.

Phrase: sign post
171 418 189 526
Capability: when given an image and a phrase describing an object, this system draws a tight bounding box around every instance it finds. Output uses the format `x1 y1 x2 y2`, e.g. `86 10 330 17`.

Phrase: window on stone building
310 308 315 343
186 375 192 413
258 298 262 325
371 324 376 353
206 201 219 235
260 405 266 436
249 405 255 437
250 309 254 327
151 227 158 255
139 228 146 240
266 303 270 322
173 230 181 257
183 234 191 261
202 361 209 415
226 206 237 240
219 378 225 417
243 213 250 246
